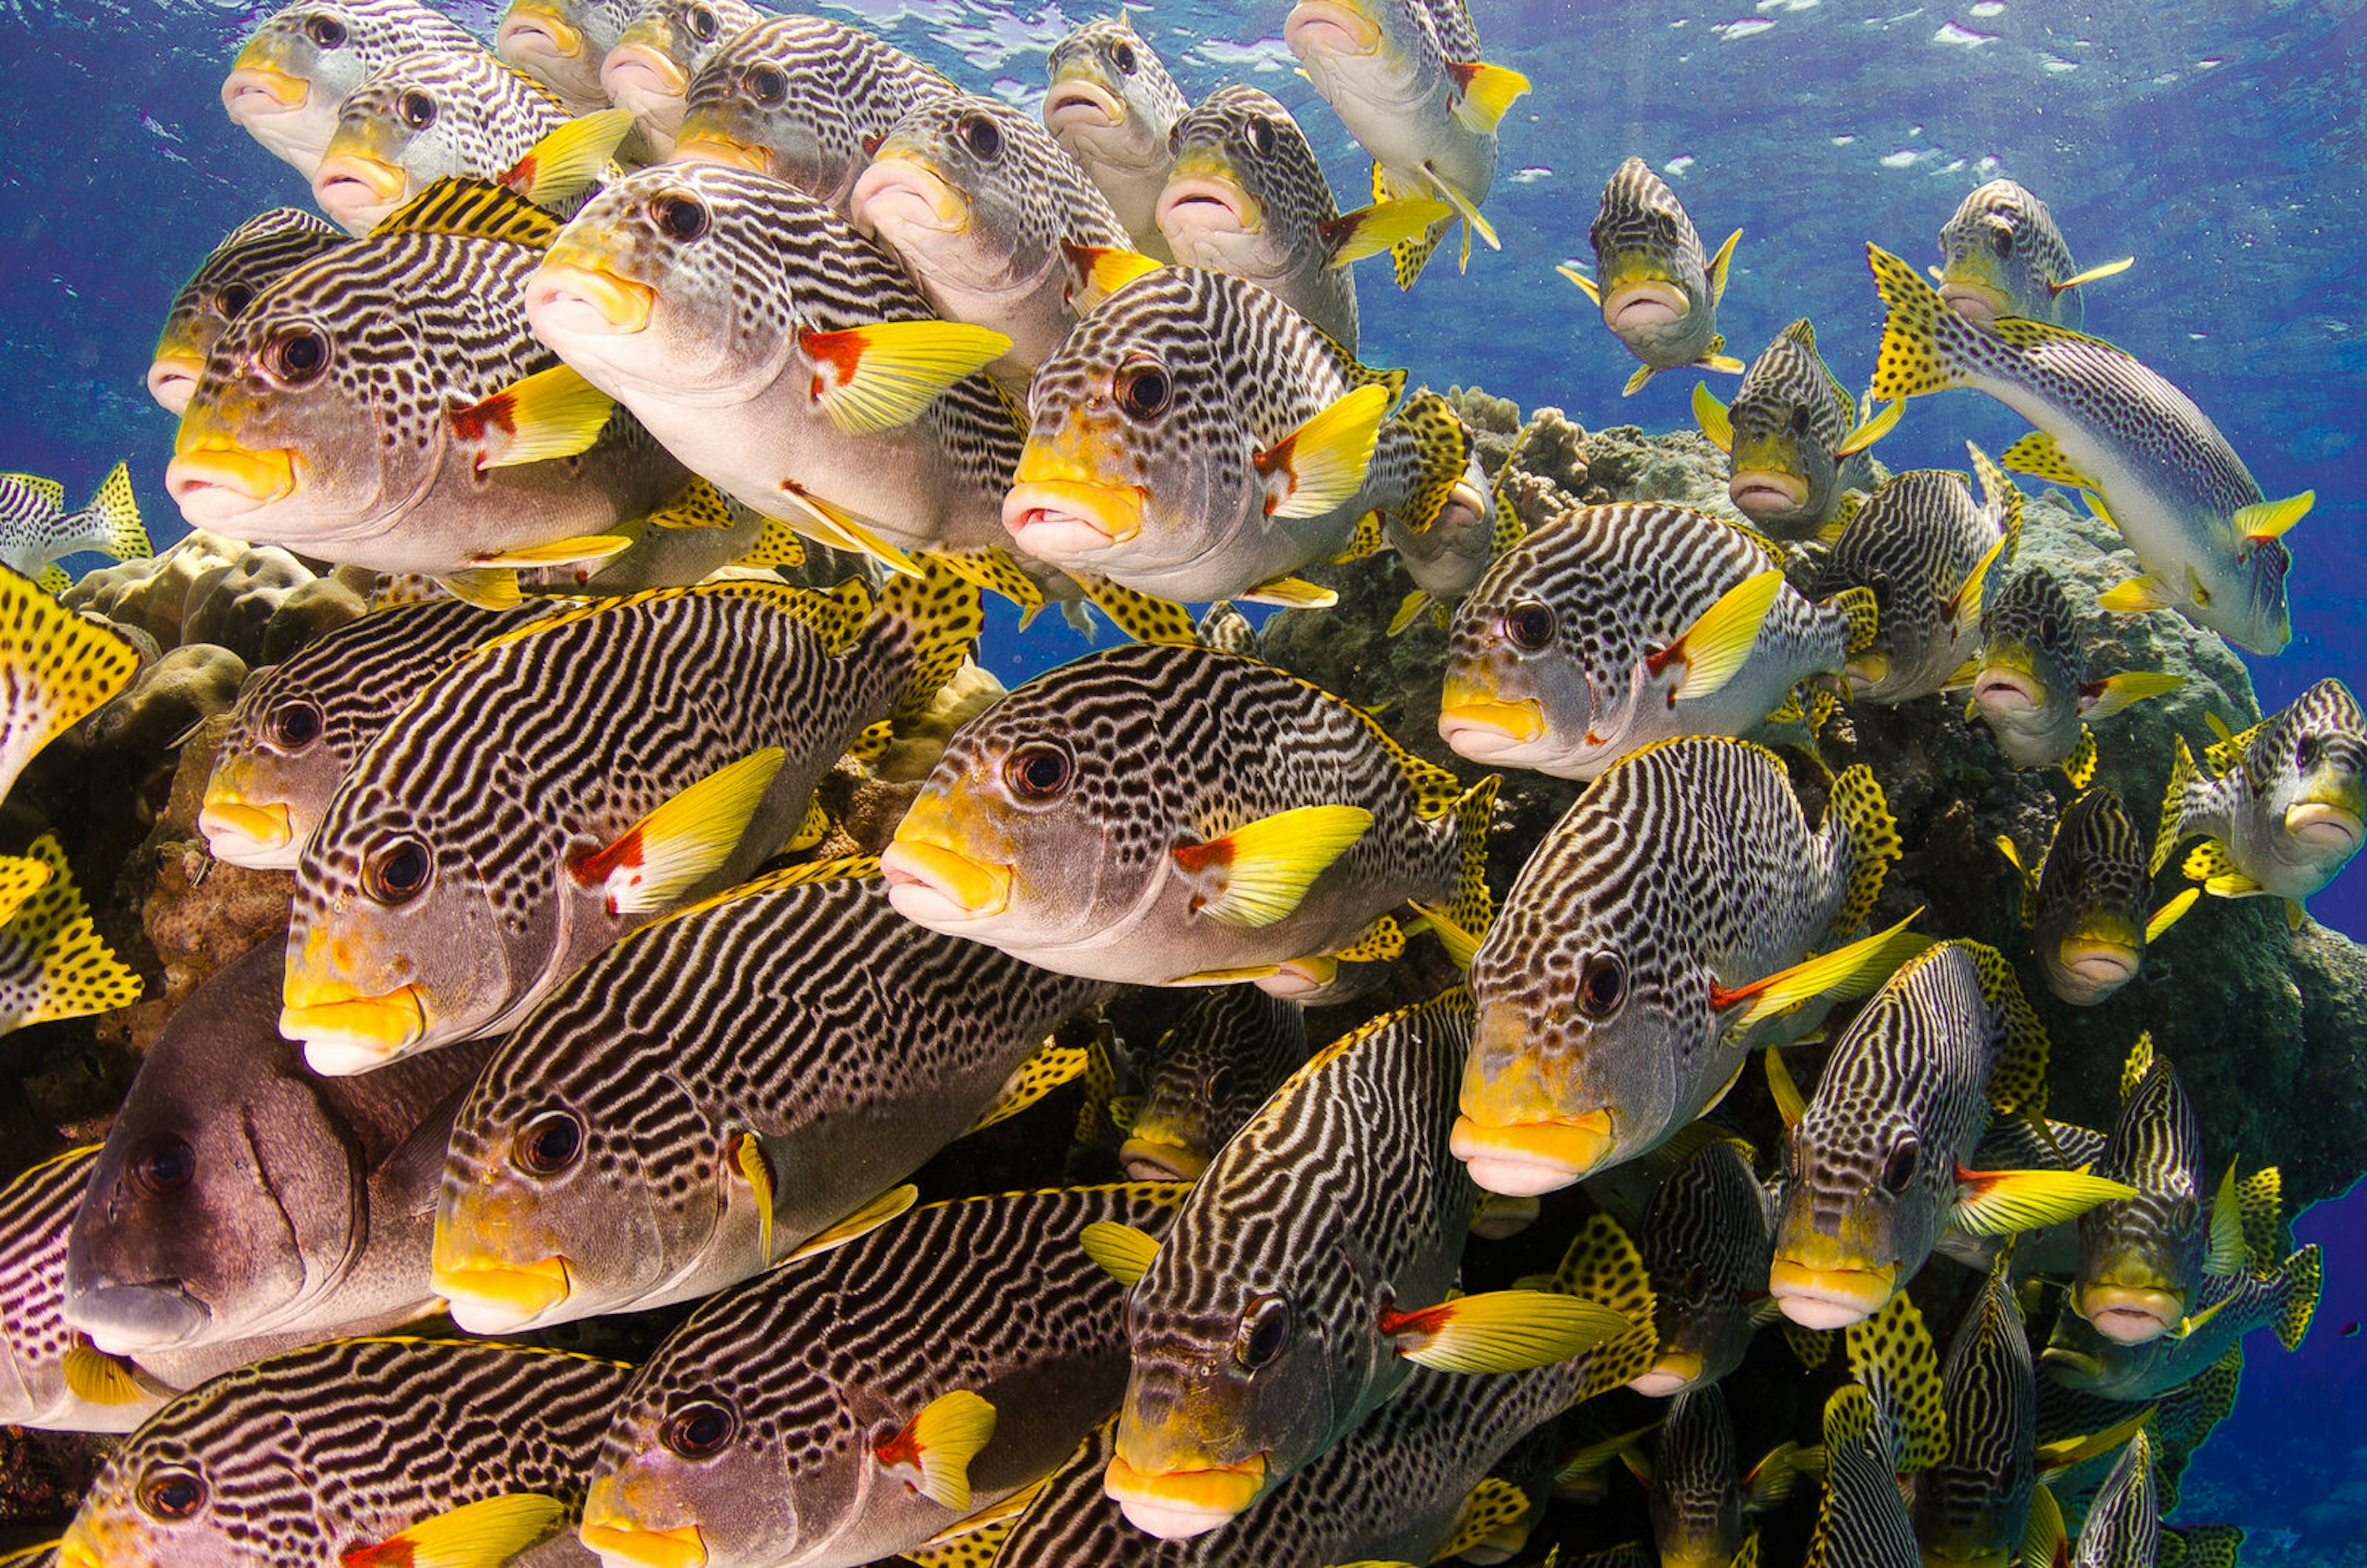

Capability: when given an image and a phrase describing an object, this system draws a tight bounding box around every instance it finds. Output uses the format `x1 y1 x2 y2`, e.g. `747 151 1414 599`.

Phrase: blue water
4 0 2363 1547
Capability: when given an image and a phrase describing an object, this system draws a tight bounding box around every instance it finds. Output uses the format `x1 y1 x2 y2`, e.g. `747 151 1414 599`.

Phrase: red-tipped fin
337 1493 568 1567
1384 1288 1635 1372
1445 59 1530 133
570 747 783 915
875 1389 999 1513
1172 804 1372 928
1709 909 1926 1031
1320 197 1453 267
1949 1164 2137 1236
1648 569 1783 701
453 363 615 470
502 107 632 208
799 320 1010 435
1254 382 1389 520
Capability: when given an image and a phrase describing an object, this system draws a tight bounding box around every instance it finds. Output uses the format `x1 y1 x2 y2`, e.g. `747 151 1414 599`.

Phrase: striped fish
497 0 639 112
1650 1382 1816 1567
1934 179 2130 330
885 642 1497 992
63 942 489 1357
1103 990 1629 1538
1457 737 1900 1196
1693 317 1897 538
1119 986 1312 1182
1997 789 2194 1010
166 179 701 599
0 464 146 594
852 93 1129 390
0 834 140 1040
1439 502 1876 780
0 564 136 804
150 208 345 415
201 597 531 869
2044 1238 2319 1403
1866 242 2308 655
1806 1384 1919 1568
2154 677 2365 909
1563 157 1743 397
2069 1432 2161 1568
1045 15 1190 256
1911 1252 2037 1567
1971 565 2181 776
222 0 483 176
576 1183 1185 1568
1630 1136 1773 1398
431 864 1105 1334
669 15 954 210
1007 264 1473 606
279 563 979 1074
2 1146 178 1432
2069 1038 2230 1350
599 0 766 156
57 1337 630 1568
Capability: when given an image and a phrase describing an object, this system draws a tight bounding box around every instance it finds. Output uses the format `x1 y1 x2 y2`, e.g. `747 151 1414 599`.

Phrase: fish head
1045 14 1185 165
603 0 750 149
1587 157 1712 361
2042 905 2144 1008
311 51 495 235
851 96 1050 283
1155 86 1312 274
497 0 618 107
223 1 382 173
1770 1108 1929 1331
1936 179 2072 326
2264 677 2367 869
1971 565 2080 751
1633 1138 1767 1397
670 26 842 196
2035 1301 2125 1394
1440 573 1604 777
1726 395 1831 531
153 210 344 417
2188 529 2293 656
1285 0 1427 109
59 1446 271 1568
1122 990 1307 1182
1646 1387 1744 1559
200 671 343 870
2071 1056 2205 1345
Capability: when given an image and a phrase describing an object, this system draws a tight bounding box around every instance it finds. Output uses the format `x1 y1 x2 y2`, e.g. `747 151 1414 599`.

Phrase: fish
0 463 147 593
2154 677 2366 911
221 0 484 177
1438 501 1877 779
599 0 764 157
1692 317 1899 538
669 15 954 210
0 565 139 804
850 92 1131 387
1911 1251 2038 1568
1809 446 2021 704
2044 1237 2318 1407
1005 263 1474 605
60 941 489 1358
1380 450 1518 635
56 1336 631 1568
1770 939 2136 1329
1455 737 1905 1197
1044 15 1192 256
1933 179 2131 330
280 563 979 1073
0 835 141 1040
1560 157 1744 397
2058 1432 2162 1568
1969 564 2182 777
1629 1135 1775 1398
1866 241 2309 655
883 641 1497 992
1118 985 1313 1182
575 1183 1185 1568
1282 0 1530 285
430 861 1106 1333
496 0 639 113
1806 1384 1920 1568
1996 790 2196 1009
1645 1383 1817 1568
200 597 533 870
166 178 707 600
150 208 346 415
1103 990 1632 1538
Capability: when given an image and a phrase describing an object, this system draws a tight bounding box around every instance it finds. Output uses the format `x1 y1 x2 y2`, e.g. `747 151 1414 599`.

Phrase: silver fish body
1580 157 1738 384
1814 455 2017 704
2043 1239 2320 1402
2022 788 2159 1007
0 466 146 588
1912 1257 2037 1566
2072 1048 2209 1347
1631 1136 1773 1398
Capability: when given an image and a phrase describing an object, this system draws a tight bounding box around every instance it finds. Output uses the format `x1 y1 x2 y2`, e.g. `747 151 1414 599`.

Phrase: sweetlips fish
0 565 139 804
431 862 1105 1334
165 178 708 603
1806 1384 1919 1568
1933 179 2130 330
1629 1135 1774 1399
1995 790 2196 1009
221 0 482 177
0 463 145 595
1770 939 2136 1330
497 0 638 112
1102 990 1632 1538
1692 317 1900 538
150 208 345 416
1809 445 2021 704
1560 157 1744 398
575 1183 1185 1568
1155 84 1449 353
668 15 954 209
1970 564 2181 778
1005 263 1473 606
1866 242 2308 655
2037 1434 2162 1568
1646 1382 1820 1568
1911 1250 2038 1568
1045 14 1190 256
200 597 533 869
1282 0 1529 285
0 835 141 1040
2154 677 2366 912
1118 985 1312 1182
280 563 979 1074
1378 446 1518 636
1438 500 1876 780
56 1337 631 1568
851 92 1130 388
599 0 764 156
2044 1236 2319 1405
1455 737 1905 1198
884 641 1497 993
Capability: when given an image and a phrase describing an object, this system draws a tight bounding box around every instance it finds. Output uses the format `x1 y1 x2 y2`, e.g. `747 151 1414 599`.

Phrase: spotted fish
496 0 638 113
1118 986 1313 1182
0 464 146 594
1693 317 1899 538
1045 15 1191 256
599 0 764 156
1934 179 2130 330
1996 790 2196 1009
2154 677 2366 911
0 835 141 1040
1561 157 1744 397
2043 1237 2320 1403
150 208 345 415
1866 242 2308 655
1456 737 1903 1197
1439 501 1876 780
0 565 139 804
576 1183 1185 1568
1911 1251 2037 1567
279 564 979 1074
431 862 1105 1334
57 1337 631 1568
221 0 483 176
884 642 1497 993
1629 1135 1775 1399
1971 564 2181 777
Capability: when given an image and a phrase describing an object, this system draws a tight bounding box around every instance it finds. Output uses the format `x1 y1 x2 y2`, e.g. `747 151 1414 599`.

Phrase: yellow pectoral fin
571 747 785 915
1556 263 1602 305
1386 588 1434 637
1832 396 1904 458
1764 1046 1807 1129
1079 1219 1161 1286
2051 255 2136 292
1950 1167 2137 1236
1711 909 1927 1031
505 107 633 208
1944 528 2011 632
1323 197 1455 267
1621 362 1659 398
1698 352 1747 374
1418 163 1500 250
2095 574 2175 615
1063 241 1164 300
468 533 634 568
735 1133 777 1261
436 568 522 609
785 1183 920 1262
1388 1288 1635 1373
459 362 615 469
801 319 1012 436
2234 489 2313 543
2204 1162 2247 1278
777 487 925 578
1707 227 1743 304
61 1341 153 1407
351 1493 570 1568
1258 382 1390 520
1691 382 1734 451
1174 803 1373 928
875 1390 999 1513
1658 568 1784 701
1406 902 1482 968
2080 669 2183 721
1445 59 1531 133
2146 886 2201 942
1240 574 1339 608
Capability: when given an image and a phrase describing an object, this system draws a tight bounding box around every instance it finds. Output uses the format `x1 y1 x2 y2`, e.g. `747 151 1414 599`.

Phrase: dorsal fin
1780 317 1818 351
372 176 563 248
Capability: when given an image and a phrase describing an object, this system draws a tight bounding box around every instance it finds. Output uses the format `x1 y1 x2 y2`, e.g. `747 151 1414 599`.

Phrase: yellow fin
571 748 784 915
36 564 69 595
2095 574 2175 615
1621 361 1660 398
2184 838 2262 898
458 362 615 469
2239 1166 2286 1267
1070 573 1198 645
1691 382 1733 452
1832 396 1903 458
875 1389 998 1513
1712 907 1924 1032
503 107 632 208
2146 886 2199 943
1944 526 2011 633
1257 382 1389 520
1445 59 1529 133
1698 350 1746 374
1387 587 1433 637
2120 1031 2156 1103
5 472 64 508
2204 1161 2247 1279
1764 1046 1807 1129
60 1340 152 1407
0 834 141 1031
1429 1475 1532 1563
1322 196 1455 266
1556 263 1601 306
2021 1484 2067 1568
1864 242 1965 401
1387 1288 1635 1373
83 461 148 561
1064 242 1164 298
734 1132 778 1260
1443 773 1500 942
0 854 54 928
1420 163 1500 256
374 175 562 245
436 568 521 609
1407 902 1482 969
1658 569 1783 701
1784 1321 1833 1370
1843 1292 1945 1473
735 513 808 570
906 1480 1046 1568
2233 489 2313 543
1995 834 2037 925
1240 574 1339 608
1707 227 1743 305
1335 508 1387 563
1998 429 2097 492
352 1493 568 1568
468 532 634 567
1950 1167 2136 1236
1331 913 1407 964
2275 1244 2322 1350
801 319 1012 436
2051 255 2135 292
2152 735 2203 876
777 486 925 578
785 793 834 851
785 1183 919 1262
642 476 739 530
2035 1405 2154 1476
2061 725 2099 790
1079 1219 1160 1286
1964 942 2051 1115
967 1039 1089 1135
1174 804 1372 928
0 565 141 799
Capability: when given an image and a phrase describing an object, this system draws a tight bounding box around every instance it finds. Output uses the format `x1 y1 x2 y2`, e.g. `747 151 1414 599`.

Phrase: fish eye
398 90 436 130
303 12 346 47
213 282 256 319
362 839 431 904
1880 1137 1919 1193
1112 40 1138 73
1502 600 1555 652
139 1470 206 1521
2299 734 2322 770
1203 1066 1234 1105
267 697 324 749
1991 226 2014 258
517 1111 584 1175
1003 743 1074 801
957 110 1005 160
1247 116 1277 157
1577 950 1627 1018
685 2 717 38
744 61 788 106
1235 1292 1291 1369
2037 611 2060 645
1113 357 1172 420
650 192 709 241
261 324 330 385
661 1402 738 1458
1789 403 1813 435
129 1134 195 1199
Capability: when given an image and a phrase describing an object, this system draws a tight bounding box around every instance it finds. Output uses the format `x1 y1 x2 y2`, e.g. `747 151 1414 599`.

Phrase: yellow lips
602 40 689 97
1437 680 1545 745
278 982 428 1072
670 133 774 176
1103 1448 1268 1538
1767 1257 1895 1329
579 1517 709 1568
313 148 410 203
1628 1348 1704 1398
880 836 1013 918
499 1 584 57
165 442 296 514
222 57 309 112
2288 799 2365 850
1449 1110 1616 1195
1598 276 1690 332
1119 1136 1209 1182
852 153 968 232
2076 1283 2183 1344
533 259 656 332
198 795 292 852
1728 466 1808 513
1002 478 1144 548
431 1254 572 1331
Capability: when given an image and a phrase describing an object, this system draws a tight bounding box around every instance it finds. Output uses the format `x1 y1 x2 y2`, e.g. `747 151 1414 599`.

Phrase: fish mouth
279 984 429 1076
1120 1137 1208 1182
1767 1259 1894 1329
197 796 298 868
2076 1284 2183 1345
1004 479 1143 556
433 1254 574 1333
1601 279 1688 332
669 133 775 177
1972 666 2043 714
526 260 656 337
2058 936 2140 991
1103 1449 1269 1540
1627 1349 1704 1398
1449 1110 1614 1196
166 444 297 523
1284 0 1382 59
601 42 689 110
1939 280 2012 324
579 1515 709 1568
2287 801 2364 852
221 62 308 122
1437 683 1545 756
312 149 411 231
1156 176 1254 237
146 353 203 415
1728 468 1806 517
850 154 968 237
62 1282 213 1355
499 6 585 63
1044 77 1124 133
881 838 1014 923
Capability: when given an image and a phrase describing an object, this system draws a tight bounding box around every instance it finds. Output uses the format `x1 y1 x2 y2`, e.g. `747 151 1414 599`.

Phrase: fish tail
1377 161 1450 289
0 834 141 1030
1864 243 1971 402
2152 735 2202 877
867 556 985 733
2274 1243 2323 1352
1822 764 1900 941
1445 774 1500 943
1841 1291 1945 1472
1384 390 1475 538
1543 1213 1659 1400
77 461 148 563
